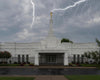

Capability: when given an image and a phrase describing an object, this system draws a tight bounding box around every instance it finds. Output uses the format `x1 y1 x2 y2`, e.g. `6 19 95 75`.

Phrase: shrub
69 63 72 66
29 64 34 66
27 62 30 64
0 51 11 63
20 63 24 66
14 62 18 64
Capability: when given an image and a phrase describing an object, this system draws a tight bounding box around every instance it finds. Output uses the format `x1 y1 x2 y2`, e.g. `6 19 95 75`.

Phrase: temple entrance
39 53 64 66
46 55 56 63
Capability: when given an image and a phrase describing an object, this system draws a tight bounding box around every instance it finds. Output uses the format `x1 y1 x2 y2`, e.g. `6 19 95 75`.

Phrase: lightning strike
30 0 35 28
52 0 87 12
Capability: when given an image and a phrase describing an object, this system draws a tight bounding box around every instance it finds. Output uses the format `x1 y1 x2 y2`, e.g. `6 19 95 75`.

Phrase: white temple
0 12 99 65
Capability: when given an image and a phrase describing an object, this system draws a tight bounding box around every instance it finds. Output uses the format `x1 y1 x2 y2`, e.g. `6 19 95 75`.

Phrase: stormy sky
0 0 100 43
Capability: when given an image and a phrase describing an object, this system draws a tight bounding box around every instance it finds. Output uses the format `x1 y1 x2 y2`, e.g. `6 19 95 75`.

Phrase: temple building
0 12 99 66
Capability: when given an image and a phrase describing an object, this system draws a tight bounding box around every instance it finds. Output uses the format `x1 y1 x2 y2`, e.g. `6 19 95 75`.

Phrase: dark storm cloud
0 0 100 42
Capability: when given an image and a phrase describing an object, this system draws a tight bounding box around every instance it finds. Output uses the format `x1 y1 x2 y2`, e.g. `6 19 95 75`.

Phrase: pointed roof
41 12 61 48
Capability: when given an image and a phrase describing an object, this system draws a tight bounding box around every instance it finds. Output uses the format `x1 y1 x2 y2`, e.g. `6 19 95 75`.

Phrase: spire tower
41 12 60 48
48 12 54 37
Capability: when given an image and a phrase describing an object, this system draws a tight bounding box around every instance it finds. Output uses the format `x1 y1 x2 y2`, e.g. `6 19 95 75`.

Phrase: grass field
65 75 100 80
80 64 100 67
0 64 20 66
0 77 34 80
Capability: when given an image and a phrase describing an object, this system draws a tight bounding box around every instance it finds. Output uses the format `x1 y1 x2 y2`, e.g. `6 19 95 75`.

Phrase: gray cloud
0 0 100 43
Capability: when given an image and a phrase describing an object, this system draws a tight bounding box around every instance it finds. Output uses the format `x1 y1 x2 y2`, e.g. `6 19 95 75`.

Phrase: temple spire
50 12 53 20
48 12 54 37
41 12 60 48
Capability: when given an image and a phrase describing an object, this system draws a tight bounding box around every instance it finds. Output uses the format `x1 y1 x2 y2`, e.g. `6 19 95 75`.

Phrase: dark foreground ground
0 75 100 80
65 75 100 80
0 67 99 75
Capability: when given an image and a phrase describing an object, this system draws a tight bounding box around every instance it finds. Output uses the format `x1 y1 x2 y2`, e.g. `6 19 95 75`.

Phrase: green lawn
69 63 100 67
80 64 100 67
80 64 100 68
0 64 20 66
65 75 100 80
0 77 34 80
0 64 34 66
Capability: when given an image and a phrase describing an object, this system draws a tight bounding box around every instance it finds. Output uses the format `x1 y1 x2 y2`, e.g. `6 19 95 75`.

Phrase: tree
96 38 100 47
83 38 100 64
96 38 100 54
96 38 100 63
4 51 11 59
61 38 73 43
84 51 100 64
0 51 11 63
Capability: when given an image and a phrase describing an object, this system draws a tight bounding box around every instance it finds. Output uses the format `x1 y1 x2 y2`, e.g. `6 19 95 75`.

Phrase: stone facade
0 40 99 65
0 12 99 65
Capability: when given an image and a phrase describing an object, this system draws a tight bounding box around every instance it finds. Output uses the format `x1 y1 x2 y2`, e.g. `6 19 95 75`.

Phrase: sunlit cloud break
30 0 35 28
52 0 87 12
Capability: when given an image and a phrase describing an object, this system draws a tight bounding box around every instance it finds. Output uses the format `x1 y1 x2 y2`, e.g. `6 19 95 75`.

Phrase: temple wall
0 42 99 64
62 42 99 55
0 42 99 56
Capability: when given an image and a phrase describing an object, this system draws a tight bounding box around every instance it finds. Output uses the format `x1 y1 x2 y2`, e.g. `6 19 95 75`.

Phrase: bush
18 62 21 64
85 62 89 64
72 61 75 64
69 63 72 66
0 51 11 64
14 62 18 64
20 63 24 66
22 62 26 64
9 60 12 64
72 64 77 67
29 64 34 66
27 62 30 64
0 51 11 58
76 63 81 66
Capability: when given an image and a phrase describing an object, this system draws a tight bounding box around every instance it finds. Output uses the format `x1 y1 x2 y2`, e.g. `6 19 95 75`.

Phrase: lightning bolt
30 0 35 28
52 0 87 12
